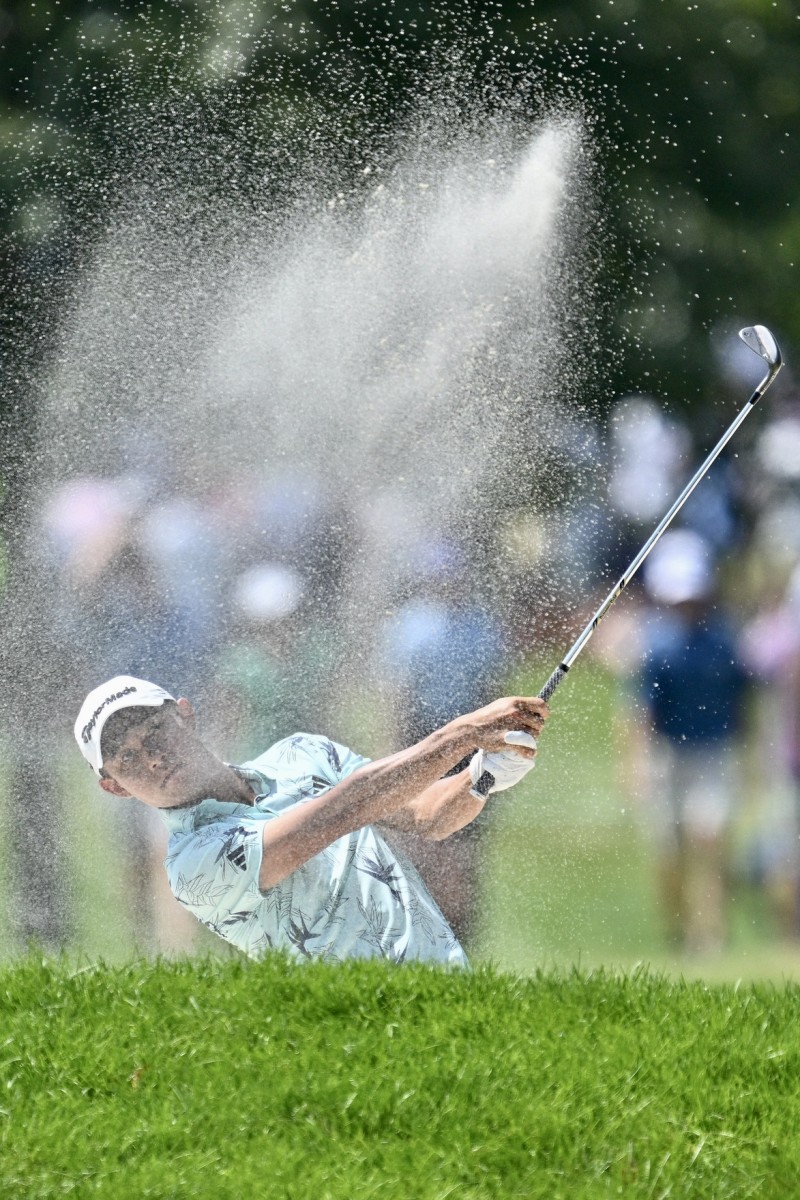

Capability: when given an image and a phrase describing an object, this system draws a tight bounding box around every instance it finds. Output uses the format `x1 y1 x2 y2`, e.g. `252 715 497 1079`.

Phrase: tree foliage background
0 0 798 475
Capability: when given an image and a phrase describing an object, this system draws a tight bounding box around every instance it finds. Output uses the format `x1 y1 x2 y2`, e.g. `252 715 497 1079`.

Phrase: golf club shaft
538 362 781 703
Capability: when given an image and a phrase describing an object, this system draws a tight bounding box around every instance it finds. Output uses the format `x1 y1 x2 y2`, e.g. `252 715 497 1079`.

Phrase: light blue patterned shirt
159 733 469 967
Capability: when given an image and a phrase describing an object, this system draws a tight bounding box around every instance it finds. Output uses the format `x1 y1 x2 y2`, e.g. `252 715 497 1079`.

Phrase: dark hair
100 701 177 772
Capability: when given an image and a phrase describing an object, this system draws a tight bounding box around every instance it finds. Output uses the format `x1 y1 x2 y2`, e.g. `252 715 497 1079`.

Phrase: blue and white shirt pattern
159 734 468 967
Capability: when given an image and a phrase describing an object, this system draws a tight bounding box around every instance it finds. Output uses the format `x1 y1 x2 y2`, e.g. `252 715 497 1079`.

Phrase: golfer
74 676 547 966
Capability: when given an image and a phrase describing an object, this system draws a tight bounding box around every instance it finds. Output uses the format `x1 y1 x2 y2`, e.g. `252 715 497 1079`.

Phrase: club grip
538 664 569 702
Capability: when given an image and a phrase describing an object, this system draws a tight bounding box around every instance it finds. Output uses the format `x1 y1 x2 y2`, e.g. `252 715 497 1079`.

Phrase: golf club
537 324 783 703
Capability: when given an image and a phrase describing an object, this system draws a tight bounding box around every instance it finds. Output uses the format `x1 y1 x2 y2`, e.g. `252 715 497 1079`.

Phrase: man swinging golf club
75 676 547 966
74 326 781 967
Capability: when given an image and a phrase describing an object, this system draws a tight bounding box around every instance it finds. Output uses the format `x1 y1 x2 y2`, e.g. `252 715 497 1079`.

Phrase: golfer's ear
176 697 195 728
99 777 132 798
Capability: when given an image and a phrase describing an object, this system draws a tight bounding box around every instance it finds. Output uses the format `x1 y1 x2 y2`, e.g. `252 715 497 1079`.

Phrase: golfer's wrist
438 716 480 761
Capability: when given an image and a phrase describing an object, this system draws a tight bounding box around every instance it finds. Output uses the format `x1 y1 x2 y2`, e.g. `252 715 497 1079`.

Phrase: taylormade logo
82 685 137 743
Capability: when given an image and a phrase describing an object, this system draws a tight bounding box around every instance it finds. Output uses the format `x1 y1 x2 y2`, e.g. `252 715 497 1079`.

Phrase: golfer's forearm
259 720 476 889
344 724 477 819
381 771 484 840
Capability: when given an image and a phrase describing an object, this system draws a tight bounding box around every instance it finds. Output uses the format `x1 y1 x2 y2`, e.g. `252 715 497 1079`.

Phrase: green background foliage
1 0 798 406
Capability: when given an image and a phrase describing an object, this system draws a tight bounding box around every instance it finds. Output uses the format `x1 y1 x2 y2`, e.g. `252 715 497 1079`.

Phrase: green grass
2 955 800 1198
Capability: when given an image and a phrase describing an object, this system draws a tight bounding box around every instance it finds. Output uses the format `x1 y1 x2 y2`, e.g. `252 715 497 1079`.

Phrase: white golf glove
468 730 537 800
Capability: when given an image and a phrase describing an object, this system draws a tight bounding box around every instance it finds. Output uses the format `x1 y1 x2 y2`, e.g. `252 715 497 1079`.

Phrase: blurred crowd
3 338 800 963
593 345 800 956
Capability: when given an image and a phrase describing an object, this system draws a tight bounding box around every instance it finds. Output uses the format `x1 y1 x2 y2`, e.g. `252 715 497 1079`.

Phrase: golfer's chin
155 765 210 809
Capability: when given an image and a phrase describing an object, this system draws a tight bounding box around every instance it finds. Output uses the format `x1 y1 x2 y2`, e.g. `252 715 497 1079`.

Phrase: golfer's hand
462 696 548 757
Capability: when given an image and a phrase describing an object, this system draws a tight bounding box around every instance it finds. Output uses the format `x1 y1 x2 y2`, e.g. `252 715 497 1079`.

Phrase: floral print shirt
159 733 468 967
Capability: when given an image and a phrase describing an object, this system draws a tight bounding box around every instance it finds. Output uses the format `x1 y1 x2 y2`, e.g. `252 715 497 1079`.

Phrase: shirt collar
157 765 275 834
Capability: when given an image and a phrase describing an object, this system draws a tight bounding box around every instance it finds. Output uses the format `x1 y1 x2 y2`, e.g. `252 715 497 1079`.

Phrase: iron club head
738 324 783 398
739 324 780 365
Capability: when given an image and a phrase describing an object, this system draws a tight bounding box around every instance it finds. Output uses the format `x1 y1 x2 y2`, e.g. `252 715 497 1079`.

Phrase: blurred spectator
378 537 507 944
740 559 800 938
608 392 740 562
608 396 690 526
0 476 144 952
0 560 76 951
139 492 225 698
210 562 340 761
215 470 354 626
35 475 221 952
638 529 750 954
46 487 207 696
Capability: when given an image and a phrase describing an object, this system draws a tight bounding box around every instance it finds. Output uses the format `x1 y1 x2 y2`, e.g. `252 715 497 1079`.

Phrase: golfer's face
104 706 216 808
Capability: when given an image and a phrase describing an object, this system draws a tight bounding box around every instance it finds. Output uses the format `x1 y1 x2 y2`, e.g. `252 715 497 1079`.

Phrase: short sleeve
165 817 265 927
323 737 371 781
248 733 371 788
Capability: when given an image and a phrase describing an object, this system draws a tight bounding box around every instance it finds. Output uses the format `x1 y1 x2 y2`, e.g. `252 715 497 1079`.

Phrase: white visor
74 675 175 775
